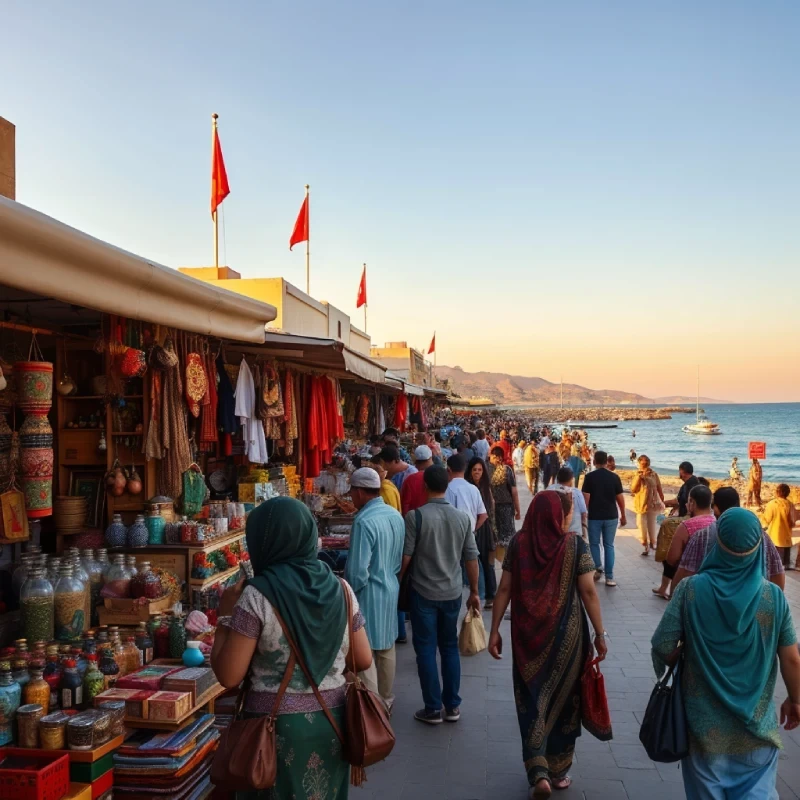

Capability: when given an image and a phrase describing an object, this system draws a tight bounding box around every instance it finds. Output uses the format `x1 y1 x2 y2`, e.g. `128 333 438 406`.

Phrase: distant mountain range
434 366 729 406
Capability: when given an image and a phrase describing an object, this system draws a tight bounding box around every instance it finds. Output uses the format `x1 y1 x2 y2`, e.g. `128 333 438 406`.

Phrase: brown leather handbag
210 648 297 791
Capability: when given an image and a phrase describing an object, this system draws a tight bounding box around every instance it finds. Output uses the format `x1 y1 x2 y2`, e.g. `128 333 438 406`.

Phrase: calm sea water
573 404 800 483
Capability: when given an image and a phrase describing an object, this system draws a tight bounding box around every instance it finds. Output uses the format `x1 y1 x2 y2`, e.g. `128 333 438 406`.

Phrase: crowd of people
209 411 800 800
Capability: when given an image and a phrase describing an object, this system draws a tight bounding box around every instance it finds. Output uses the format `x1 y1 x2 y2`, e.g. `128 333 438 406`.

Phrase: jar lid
68 714 95 728
17 704 44 715
41 711 69 726
97 700 125 712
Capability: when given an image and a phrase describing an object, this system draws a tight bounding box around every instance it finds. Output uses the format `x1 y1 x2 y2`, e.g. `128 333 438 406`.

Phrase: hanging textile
261 363 285 440
235 358 268 464
394 393 408 432
153 337 193 499
199 347 218 449
185 352 208 418
282 368 298 456
356 394 370 438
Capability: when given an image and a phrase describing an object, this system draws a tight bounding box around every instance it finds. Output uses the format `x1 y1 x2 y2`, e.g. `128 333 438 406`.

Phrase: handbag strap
271 603 346 745
234 648 296 725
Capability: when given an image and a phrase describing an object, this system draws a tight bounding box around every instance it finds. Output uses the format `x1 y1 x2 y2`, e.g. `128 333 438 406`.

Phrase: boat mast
696 365 700 422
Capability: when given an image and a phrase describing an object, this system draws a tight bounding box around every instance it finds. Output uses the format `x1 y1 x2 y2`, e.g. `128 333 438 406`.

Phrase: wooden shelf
187 529 246 554
111 431 143 435
62 395 105 400
39 734 125 763
189 564 241 589
123 683 225 730
61 428 102 433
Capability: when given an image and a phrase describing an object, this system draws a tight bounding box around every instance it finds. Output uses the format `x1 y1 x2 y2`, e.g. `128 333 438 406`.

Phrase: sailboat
683 368 722 435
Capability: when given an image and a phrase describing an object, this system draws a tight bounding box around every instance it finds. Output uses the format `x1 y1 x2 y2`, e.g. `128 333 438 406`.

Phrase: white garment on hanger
234 357 268 464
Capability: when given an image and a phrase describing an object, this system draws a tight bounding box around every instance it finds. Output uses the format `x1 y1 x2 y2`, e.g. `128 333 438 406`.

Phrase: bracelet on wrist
594 631 607 638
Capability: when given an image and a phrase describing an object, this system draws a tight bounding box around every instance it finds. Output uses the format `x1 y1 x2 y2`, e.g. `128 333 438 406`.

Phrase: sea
511 404 800 483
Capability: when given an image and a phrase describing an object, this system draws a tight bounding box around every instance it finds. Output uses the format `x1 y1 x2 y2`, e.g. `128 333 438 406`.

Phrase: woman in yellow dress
764 484 798 567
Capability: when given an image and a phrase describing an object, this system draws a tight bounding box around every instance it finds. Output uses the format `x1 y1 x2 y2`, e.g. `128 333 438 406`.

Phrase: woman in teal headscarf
652 507 800 799
211 497 373 799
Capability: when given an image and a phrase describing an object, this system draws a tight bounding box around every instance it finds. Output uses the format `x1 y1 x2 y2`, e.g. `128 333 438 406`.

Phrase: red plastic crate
0 748 70 800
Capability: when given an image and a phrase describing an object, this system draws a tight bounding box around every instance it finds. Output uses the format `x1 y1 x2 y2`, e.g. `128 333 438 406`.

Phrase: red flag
428 333 436 355
289 195 309 251
211 127 230 217
356 266 367 308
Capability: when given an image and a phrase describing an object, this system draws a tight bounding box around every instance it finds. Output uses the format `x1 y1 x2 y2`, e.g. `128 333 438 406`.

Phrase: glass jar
11 554 35 609
126 555 138 576
95 548 111 578
20 568 54 643
24 662 50 714
127 515 149 548
135 622 154 665
16 703 44 747
70 556 92 634
99 649 119 690
86 708 112 746
123 636 141 673
43 647 62 711
130 562 162 600
154 616 171 659
82 632 97 657
0 661 22 746
146 507 166 545
103 555 132 598
60 658 83 710
83 655 105 704
104 512 127 548
97 700 125 738
67 713 95 750
11 658 30 689
14 639 31 664
46 557 62 590
112 633 127 677
39 711 69 749
81 549 104 627
168 614 187 659
54 564 87 640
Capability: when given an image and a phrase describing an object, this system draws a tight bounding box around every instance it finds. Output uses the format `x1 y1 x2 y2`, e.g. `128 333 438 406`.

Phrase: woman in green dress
211 497 374 799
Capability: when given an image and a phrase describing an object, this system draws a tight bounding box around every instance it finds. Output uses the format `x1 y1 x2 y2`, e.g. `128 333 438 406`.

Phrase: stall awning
233 331 388 385
0 197 277 343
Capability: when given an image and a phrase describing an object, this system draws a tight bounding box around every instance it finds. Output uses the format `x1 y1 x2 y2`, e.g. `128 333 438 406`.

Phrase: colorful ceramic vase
14 362 53 415
104 514 127 549
126 515 148 548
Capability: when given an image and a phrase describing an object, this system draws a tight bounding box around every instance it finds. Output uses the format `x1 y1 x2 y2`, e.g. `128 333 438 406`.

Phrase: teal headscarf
686 507 786 726
245 497 347 685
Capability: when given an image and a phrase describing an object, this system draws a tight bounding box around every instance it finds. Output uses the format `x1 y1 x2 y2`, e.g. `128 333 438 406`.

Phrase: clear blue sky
5 1 799 401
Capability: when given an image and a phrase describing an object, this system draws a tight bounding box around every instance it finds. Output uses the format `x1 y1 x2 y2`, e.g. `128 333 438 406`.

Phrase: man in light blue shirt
345 467 405 711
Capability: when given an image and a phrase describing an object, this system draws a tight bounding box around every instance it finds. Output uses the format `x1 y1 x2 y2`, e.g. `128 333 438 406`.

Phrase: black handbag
639 647 689 763
398 509 421 612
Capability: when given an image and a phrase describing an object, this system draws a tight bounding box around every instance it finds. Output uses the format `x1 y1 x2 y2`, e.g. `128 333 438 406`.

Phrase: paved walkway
363 480 800 799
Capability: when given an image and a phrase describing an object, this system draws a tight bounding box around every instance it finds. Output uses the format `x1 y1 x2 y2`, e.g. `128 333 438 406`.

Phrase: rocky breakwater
514 407 695 423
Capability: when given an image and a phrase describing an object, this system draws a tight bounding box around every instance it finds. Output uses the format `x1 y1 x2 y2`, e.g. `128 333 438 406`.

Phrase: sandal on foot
641 549 649 556
552 777 572 791
530 779 552 799
605 579 617 587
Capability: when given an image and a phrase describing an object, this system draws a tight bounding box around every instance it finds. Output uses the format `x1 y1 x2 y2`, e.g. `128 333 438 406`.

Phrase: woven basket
655 516 686 562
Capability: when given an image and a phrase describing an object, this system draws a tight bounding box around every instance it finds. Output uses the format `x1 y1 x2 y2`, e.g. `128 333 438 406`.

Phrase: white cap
414 445 433 462
350 468 381 490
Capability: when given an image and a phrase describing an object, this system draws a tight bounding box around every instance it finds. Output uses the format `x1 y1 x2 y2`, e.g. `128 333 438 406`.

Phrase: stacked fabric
112 713 219 800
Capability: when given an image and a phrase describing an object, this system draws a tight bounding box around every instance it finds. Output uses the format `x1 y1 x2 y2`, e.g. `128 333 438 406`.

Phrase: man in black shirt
582 451 626 587
664 461 700 517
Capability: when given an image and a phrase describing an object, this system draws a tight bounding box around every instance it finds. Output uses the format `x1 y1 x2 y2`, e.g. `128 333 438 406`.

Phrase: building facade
369 341 433 387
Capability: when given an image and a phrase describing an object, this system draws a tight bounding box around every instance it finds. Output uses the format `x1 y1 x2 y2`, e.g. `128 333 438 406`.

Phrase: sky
3 0 799 402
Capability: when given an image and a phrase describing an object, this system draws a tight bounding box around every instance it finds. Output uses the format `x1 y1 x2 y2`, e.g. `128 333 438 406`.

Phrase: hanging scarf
246 497 346 685
686 508 784 729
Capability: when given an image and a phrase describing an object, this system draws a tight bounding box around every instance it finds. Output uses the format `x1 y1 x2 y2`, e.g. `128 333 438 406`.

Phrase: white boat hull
683 426 722 435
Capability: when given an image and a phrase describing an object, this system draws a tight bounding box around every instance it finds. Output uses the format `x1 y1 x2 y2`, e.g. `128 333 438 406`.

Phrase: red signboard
749 442 767 459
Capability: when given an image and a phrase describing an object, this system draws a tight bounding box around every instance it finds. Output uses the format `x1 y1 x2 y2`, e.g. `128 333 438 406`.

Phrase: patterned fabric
229 584 364 715
679 524 784 578
494 503 516 547
652 577 796 755
683 514 716 537
236 706 348 800
502 492 596 786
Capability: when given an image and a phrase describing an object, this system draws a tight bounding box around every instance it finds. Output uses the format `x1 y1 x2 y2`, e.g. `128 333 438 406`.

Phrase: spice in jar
67 713 95 750
97 700 125 738
39 711 68 749
83 655 105 704
99 650 119 690
20 595 55 643
54 590 86 641
60 658 83 710
87 709 112 746
23 662 50 714
16 703 44 747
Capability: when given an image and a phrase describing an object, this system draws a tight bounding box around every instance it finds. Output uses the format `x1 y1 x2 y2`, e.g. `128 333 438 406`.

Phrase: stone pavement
363 480 800 800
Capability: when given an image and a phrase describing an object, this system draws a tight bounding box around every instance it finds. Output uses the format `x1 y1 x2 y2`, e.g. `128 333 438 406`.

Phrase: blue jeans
410 589 462 712
682 747 779 799
461 559 486 601
397 610 407 641
588 518 618 579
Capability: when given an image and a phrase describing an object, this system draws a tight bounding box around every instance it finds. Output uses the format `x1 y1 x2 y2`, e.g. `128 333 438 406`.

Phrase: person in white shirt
512 442 525 472
546 466 588 539
472 430 491 462
445 454 488 533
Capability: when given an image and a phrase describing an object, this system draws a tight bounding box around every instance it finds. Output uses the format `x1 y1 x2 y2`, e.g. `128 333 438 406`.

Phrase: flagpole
212 113 219 268
363 263 367 332
305 184 310 295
